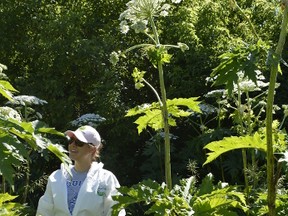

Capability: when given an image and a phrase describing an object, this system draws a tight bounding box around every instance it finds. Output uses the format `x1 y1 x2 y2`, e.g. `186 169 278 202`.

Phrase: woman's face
68 135 95 162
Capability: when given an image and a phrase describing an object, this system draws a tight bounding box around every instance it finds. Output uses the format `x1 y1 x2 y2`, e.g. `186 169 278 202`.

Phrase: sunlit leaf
47 143 71 164
211 41 266 95
38 127 65 137
203 132 266 165
126 98 201 134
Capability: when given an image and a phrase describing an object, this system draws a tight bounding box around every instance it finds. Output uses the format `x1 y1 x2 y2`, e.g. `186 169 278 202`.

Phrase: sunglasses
67 138 87 147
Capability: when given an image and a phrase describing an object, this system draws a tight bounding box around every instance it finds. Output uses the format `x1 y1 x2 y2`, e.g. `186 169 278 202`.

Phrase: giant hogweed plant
110 0 201 190
5 95 49 203
113 172 248 216
205 68 273 191
0 193 25 215
202 2 288 215
0 63 71 212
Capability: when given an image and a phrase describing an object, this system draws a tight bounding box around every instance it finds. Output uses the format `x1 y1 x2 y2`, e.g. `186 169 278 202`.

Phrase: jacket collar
61 161 104 181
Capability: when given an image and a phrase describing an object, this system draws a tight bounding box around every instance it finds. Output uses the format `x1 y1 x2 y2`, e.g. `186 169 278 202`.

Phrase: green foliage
0 66 71 185
0 193 25 215
112 173 247 216
146 45 172 68
211 40 269 96
0 0 128 129
203 132 266 166
203 126 287 166
125 97 201 134
112 178 195 216
249 191 288 216
0 0 287 214
0 118 71 185
0 81 19 102
132 67 146 90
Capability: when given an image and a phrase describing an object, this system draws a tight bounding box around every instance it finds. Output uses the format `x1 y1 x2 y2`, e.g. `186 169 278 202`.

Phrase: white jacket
36 162 126 216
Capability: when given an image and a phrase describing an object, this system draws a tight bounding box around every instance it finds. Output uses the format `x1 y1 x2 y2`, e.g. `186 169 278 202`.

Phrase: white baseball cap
65 125 101 146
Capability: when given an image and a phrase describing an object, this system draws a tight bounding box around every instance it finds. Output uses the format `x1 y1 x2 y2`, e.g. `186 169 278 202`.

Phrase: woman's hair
91 143 103 161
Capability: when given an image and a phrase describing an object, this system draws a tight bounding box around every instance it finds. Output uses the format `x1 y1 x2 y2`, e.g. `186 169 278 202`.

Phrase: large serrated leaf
0 81 18 101
47 143 71 165
0 146 22 185
167 97 201 113
135 109 163 133
38 127 65 137
126 97 201 134
203 133 266 165
210 42 264 96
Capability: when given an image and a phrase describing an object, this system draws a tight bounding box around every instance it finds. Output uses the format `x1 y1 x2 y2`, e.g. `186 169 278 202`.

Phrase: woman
36 125 125 216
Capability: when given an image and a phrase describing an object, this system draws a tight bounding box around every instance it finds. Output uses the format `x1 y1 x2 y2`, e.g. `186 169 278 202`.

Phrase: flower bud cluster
119 0 182 34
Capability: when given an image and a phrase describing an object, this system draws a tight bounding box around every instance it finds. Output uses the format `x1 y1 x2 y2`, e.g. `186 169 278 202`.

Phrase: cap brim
65 130 89 143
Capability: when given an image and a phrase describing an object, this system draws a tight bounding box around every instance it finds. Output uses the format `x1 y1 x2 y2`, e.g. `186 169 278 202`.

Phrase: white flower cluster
70 113 106 127
205 89 226 99
109 51 121 66
8 95 48 106
234 70 269 92
119 0 182 34
199 103 218 115
0 106 22 121
279 151 288 163
282 104 288 117
0 63 7 73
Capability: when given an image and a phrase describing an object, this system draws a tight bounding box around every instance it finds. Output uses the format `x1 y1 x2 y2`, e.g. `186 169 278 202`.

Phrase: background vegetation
1 0 288 215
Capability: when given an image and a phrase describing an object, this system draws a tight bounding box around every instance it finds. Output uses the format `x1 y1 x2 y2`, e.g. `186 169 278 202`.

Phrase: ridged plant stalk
245 91 257 188
21 105 30 203
236 82 249 197
115 0 189 191
150 15 172 190
232 0 259 195
266 3 288 216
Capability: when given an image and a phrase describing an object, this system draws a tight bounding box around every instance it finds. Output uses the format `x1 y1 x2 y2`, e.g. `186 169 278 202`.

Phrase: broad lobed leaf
203 132 266 165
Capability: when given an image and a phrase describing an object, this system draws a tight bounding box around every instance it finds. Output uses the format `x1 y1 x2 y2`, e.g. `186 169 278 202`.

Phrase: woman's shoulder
48 168 62 180
90 162 118 180
48 163 70 180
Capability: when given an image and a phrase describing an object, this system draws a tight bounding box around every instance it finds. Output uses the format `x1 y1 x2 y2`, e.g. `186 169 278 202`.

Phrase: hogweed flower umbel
119 0 182 34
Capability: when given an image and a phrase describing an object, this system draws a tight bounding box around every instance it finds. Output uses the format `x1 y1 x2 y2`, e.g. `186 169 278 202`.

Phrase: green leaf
132 67 146 90
0 132 29 185
196 197 233 211
0 193 18 204
0 81 18 92
167 97 201 114
0 145 22 185
203 132 266 165
126 98 201 134
9 127 39 149
182 176 196 200
38 127 65 137
0 80 18 101
134 109 163 134
194 186 247 215
211 41 265 95
198 174 214 196
47 143 71 169
0 193 25 214
146 45 172 67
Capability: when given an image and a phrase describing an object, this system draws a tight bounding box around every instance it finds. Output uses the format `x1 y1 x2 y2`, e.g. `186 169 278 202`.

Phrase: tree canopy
1 0 288 215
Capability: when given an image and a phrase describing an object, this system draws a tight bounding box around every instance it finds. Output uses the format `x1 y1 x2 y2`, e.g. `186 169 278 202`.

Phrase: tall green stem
231 0 259 41
158 62 172 190
150 15 172 190
266 4 288 216
246 91 257 187
236 83 249 196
